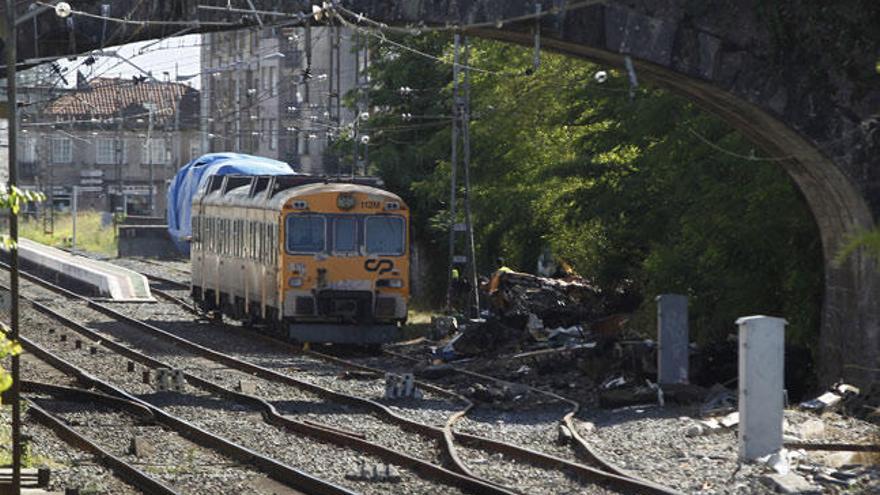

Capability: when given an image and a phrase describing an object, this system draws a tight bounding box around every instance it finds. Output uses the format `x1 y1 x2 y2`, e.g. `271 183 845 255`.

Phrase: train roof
196 174 406 210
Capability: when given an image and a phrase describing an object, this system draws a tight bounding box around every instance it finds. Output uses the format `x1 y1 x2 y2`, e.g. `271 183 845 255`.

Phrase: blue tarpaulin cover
166 153 293 254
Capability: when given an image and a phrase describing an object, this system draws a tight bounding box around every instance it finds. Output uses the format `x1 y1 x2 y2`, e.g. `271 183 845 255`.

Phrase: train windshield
285 214 404 255
366 216 405 255
333 217 358 253
286 215 325 253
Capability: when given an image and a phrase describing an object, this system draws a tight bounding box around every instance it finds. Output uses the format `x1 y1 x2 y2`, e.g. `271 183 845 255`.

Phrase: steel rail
143 281 494 490
143 272 680 495
24 395 183 495
14 333 351 495
4 269 515 495
383 348 683 495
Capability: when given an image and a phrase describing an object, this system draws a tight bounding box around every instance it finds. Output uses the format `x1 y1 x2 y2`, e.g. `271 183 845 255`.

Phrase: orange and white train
190 175 409 344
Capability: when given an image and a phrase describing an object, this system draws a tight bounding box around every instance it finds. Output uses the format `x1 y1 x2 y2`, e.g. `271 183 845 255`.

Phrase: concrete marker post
656 294 689 384
736 315 786 461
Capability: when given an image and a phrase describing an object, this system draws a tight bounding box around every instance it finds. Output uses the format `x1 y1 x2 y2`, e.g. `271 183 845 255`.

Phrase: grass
19 211 117 257
400 304 442 340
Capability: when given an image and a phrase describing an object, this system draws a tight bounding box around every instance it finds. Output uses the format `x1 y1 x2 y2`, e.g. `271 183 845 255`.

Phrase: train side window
240 219 245 258
257 222 265 264
247 221 253 259
271 223 277 263
258 223 264 261
222 219 228 255
235 219 242 257
231 220 236 257
229 218 235 256
238 219 243 257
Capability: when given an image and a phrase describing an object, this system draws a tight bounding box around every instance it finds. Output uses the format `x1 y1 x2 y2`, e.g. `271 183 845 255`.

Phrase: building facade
18 77 200 215
200 26 367 174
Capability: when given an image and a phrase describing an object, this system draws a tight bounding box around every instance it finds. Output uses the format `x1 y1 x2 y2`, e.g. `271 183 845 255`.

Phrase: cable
34 1 237 27
686 127 795 162
334 14 507 76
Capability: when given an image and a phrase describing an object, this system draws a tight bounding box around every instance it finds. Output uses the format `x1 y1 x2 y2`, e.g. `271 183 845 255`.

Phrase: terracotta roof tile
44 77 193 122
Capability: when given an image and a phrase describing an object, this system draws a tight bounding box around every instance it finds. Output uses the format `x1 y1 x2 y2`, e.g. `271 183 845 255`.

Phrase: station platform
8 238 153 301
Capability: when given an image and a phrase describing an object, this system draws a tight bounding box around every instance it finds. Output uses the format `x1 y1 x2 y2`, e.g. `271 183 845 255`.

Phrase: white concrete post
736 315 786 461
656 294 689 384
71 185 78 251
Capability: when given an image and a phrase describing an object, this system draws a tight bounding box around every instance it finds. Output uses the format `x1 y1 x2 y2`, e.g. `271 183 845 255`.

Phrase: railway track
120 262 672 493
1 266 506 495
10 327 356 495
23 380 289 495
131 284 680 494
4 261 679 494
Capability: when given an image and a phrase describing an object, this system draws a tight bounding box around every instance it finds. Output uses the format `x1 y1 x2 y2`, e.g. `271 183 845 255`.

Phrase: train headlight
288 277 304 288
378 278 403 288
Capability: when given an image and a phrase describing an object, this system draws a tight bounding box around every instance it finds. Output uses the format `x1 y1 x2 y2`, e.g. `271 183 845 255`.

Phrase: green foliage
0 186 46 395
350 36 822 347
0 329 22 394
836 227 880 265
0 187 46 250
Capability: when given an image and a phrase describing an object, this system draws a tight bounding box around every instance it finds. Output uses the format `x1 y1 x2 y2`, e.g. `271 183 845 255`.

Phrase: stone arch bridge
3 0 879 386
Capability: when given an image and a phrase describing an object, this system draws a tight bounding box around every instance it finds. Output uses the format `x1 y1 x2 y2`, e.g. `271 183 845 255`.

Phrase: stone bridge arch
4 0 879 385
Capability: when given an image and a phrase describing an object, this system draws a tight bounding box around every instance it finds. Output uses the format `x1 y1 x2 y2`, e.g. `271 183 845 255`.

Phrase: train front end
278 183 409 344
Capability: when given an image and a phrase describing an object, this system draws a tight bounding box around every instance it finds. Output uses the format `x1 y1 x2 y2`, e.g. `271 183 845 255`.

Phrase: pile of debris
437 270 636 361
488 271 609 329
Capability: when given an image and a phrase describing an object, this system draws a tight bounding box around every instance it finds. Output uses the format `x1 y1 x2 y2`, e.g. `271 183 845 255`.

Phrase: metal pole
4 0 23 491
71 185 78 250
234 63 241 152
352 31 358 178
461 38 480 318
116 104 123 214
445 34 460 311
147 108 154 214
361 40 369 176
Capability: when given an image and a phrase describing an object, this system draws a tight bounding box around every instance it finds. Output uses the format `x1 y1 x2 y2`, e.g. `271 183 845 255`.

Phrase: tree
0 185 44 395
344 35 822 347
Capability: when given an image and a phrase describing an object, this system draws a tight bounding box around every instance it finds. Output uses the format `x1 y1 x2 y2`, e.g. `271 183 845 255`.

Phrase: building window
51 137 72 163
190 138 201 160
141 138 167 164
298 131 307 155
95 138 120 165
269 120 276 150
269 66 277 97
20 137 36 162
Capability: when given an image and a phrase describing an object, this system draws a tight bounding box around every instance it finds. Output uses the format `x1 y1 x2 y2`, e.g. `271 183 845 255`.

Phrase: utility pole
461 38 480 318
146 107 154 214
352 30 359 178
4 1 23 492
234 58 241 152
445 34 461 311
361 40 369 176
116 103 124 214
71 186 78 250
327 23 336 175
